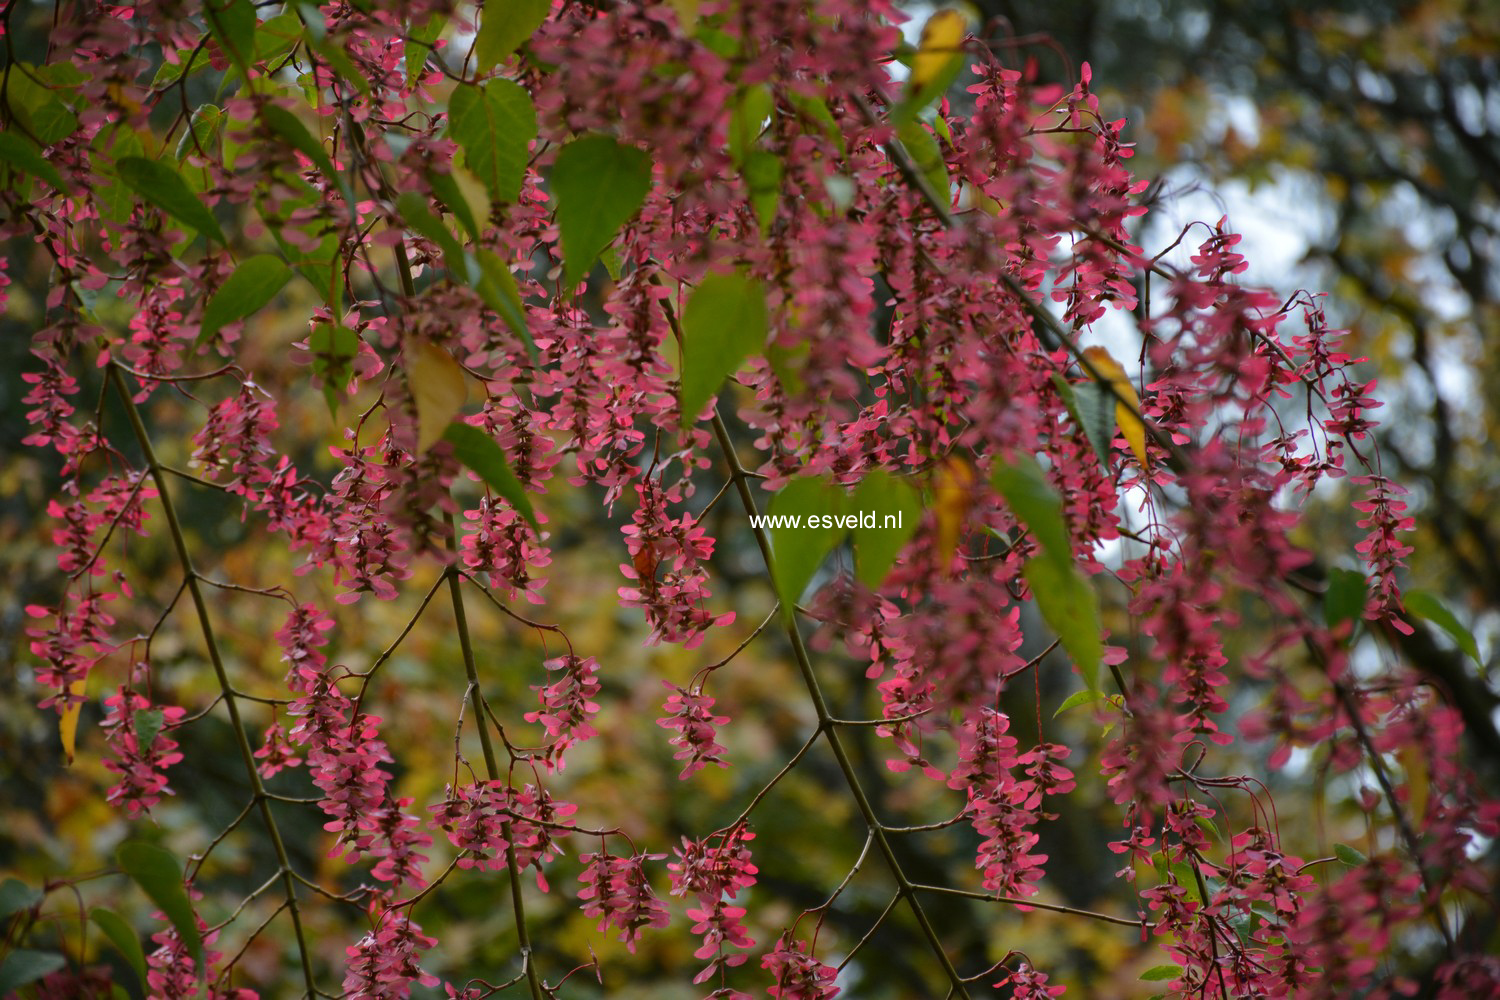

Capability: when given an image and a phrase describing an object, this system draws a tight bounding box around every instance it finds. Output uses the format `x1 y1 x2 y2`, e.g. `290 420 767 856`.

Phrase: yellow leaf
59 676 87 765
965 183 1002 216
451 162 492 234
932 454 977 574
1082 346 1149 470
408 340 468 452
667 0 699 30
911 8 969 90
1397 744 1429 820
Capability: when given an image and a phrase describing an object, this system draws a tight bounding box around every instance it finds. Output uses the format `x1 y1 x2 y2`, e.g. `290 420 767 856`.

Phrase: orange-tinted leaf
408 341 468 452
1082 345 1149 469
59 676 86 765
910 8 968 90
931 454 976 574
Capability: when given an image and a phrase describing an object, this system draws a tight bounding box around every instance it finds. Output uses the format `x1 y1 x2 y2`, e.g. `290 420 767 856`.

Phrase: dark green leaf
475 0 550 70
0 878 43 921
1323 567 1368 633
767 476 846 614
743 150 782 230
0 950 66 994
1052 373 1115 467
398 191 466 270
473 250 535 361
90 907 147 989
0 132 66 190
896 120 949 200
1334 843 1368 867
260 105 339 187
1404 590 1482 669
1024 557 1103 692
990 456 1071 562
254 12 304 63
176 104 224 163
679 270 768 427
406 14 446 86
206 0 256 74
30 100 79 145
1170 861 1202 903
133 708 166 754
851 469 921 589
729 85 773 167
428 168 481 242
442 422 538 531
447 80 535 206
308 322 360 415
198 255 292 345
550 135 652 291
1139 965 1183 982
785 92 844 155
116 156 224 242
115 842 202 966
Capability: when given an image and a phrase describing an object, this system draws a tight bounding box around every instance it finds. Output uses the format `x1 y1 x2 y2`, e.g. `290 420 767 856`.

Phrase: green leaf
1323 567 1368 633
1195 814 1224 843
551 135 652 291
1051 373 1115 467
475 0 550 71
0 878 43 921
406 14 446 86
133 708 166 754
398 191 466 269
0 949 66 994
198 256 291 346
990 456 1071 562
473 249 535 361
254 12 304 63
427 168 481 242
260 105 339 187
785 92 844 156
743 150 783 230
91 907 147 989
1404 590 1483 669
851 469 921 589
197 255 292 345
206 0 257 75
767 476 847 613
176 104 224 162
30 99 79 145
447 80 536 206
729 85 773 167
679 270 768 427
0 132 66 190
116 156 225 242
895 121 948 203
1053 687 1102 718
442 422 538 531
1025 557 1103 692
1169 861 1202 903
1334 843 1368 867
308 321 360 415
115 842 202 967
1139 964 1183 982
300 22 371 95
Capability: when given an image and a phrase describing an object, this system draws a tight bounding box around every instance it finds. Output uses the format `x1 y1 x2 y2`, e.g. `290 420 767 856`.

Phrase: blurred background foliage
2 0 1497 996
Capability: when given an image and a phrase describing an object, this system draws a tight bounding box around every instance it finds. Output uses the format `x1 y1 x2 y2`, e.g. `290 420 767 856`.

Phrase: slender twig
910 883 1152 929
108 364 318 997
726 726 824 830
444 511 546 1000
706 408 974 999
836 892 903 972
